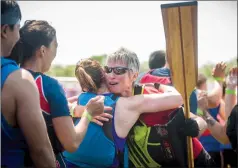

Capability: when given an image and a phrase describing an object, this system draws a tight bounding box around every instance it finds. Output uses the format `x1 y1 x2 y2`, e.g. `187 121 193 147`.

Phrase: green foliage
46 55 107 77
46 56 237 78
90 54 107 65
139 61 149 73
198 57 237 80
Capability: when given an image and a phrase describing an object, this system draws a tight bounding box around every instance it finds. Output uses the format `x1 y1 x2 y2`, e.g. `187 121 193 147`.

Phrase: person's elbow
208 98 220 108
175 93 184 107
63 142 79 153
220 137 230 145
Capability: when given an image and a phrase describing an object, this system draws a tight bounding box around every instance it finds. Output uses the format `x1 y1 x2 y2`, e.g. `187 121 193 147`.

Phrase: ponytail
75 66 98 93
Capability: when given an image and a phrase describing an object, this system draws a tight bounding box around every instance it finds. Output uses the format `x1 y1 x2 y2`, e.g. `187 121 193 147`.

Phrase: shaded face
1 24 20 56
199 82 207 91
41 37 58 72
105 61 137 96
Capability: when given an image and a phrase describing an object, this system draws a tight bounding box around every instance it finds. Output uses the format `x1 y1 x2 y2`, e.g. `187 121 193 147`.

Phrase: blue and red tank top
28 70 70 154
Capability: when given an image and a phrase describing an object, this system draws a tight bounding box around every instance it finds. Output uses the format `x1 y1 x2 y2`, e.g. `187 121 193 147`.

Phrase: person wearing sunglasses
104 47 213 167
63 58 183 168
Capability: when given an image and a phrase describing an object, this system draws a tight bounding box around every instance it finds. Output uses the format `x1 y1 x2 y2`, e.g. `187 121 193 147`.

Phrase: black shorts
194 148 216 168
222 149 237 168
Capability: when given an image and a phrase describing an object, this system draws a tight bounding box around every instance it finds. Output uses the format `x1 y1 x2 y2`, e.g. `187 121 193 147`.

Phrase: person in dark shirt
9 20 108 167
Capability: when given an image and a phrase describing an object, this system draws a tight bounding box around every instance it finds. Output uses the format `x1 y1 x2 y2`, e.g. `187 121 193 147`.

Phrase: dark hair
75 59 105 93
1 0 22 30
9 20 56 66
226 104 238 151
196 73 207 88
148 50 166 69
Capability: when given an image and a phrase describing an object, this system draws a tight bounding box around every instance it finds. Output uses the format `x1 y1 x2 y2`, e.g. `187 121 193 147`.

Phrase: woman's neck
97 84 110 95
23 60 43 73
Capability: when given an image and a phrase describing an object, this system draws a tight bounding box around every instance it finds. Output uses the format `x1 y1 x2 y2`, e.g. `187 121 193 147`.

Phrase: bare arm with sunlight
114 89 183 138
197 90 229 144
225 67 237 118
207 62 226 108
11 69 56 168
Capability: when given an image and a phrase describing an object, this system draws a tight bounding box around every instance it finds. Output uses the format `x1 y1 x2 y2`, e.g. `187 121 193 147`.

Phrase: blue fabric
123 143 129 168
29 71 70 118
199 105 221 152
1 57 27 167
43 75 70 118
220 143 232 150
63 92 119 168
151 67 198 113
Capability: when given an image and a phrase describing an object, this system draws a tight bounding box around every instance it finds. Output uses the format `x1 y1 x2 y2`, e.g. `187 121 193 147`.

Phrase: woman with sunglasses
63 58 184 168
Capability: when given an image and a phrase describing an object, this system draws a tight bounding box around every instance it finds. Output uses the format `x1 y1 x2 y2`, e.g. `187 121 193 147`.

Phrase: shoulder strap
134 83 161 95
133 84 143 95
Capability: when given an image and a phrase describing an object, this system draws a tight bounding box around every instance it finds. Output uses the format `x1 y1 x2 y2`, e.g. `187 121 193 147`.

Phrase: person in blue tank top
1 1 56 167
9 20 109 168
63 58 184 168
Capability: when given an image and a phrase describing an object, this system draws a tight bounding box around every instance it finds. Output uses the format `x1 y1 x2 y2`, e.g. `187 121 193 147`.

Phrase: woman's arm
207 62 226 108
202 111 230 144
225 67 237 118
47 80 104 153
114 90 183 138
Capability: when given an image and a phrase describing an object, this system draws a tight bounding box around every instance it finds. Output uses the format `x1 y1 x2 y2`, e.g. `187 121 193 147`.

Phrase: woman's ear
39 45 46 58
1 25 8 39
132 72 139 82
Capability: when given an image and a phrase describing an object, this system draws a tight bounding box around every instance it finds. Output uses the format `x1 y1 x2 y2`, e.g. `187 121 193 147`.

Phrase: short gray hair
106 47 140 73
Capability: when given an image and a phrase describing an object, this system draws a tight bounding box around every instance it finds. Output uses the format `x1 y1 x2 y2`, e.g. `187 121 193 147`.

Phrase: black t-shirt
226 104 238 151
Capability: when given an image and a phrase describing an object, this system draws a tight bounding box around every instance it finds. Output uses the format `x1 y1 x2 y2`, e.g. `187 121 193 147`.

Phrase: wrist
70 102 78 117
82 110 92 122
225 88 236 95
226 85 237 90
214 77 224 82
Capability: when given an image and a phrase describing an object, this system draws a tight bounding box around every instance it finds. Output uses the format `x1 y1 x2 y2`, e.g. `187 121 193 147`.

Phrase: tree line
47 55 237 79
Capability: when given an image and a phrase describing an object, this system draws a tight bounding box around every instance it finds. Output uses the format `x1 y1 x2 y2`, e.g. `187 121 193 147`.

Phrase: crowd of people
1 1 237 168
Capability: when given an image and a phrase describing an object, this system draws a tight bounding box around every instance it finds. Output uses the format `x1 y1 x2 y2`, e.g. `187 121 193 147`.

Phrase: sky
18 1 237 67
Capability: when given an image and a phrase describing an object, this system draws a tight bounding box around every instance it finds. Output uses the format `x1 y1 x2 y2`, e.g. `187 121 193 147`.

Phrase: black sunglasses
104 66 132 75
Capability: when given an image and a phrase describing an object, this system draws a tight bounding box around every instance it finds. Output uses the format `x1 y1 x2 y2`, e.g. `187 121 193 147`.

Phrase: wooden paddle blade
161 1 198 109
161 1 198 168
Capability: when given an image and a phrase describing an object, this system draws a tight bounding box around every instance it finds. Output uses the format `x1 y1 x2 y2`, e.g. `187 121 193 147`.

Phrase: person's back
128 84 204 167
63 92 122 168
1 1 55 167
130 69 213 167
28 71 67 154
1 58 28 167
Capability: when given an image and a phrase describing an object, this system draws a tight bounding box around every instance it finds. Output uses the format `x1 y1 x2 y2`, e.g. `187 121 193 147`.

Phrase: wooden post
161 1 198 168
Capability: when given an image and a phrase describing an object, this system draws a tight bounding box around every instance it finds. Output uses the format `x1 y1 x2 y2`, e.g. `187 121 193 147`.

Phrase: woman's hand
226 67 238 89
92 113 113 126
212 62 226 79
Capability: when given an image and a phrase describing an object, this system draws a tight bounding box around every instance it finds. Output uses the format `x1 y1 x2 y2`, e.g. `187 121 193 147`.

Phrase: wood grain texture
161 2 198 168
